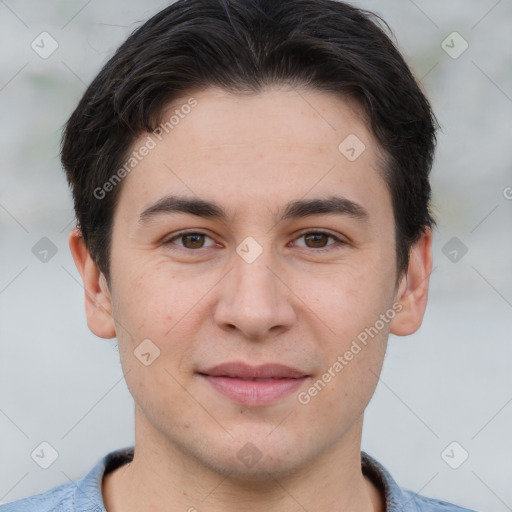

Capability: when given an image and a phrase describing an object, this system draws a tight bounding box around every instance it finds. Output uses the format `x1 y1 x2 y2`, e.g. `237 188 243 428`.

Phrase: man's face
100 86 405 478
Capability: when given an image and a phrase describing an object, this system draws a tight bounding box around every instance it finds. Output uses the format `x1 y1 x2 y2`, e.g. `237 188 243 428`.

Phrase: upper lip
199 362 308 379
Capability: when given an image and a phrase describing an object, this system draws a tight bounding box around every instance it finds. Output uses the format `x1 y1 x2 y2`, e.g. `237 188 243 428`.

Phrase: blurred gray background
0 0 511 510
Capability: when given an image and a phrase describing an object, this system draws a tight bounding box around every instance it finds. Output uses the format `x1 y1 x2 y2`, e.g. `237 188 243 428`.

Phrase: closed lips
198 362 309 380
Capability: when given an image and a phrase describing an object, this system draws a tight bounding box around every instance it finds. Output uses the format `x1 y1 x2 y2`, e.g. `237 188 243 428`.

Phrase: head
65 0 436 480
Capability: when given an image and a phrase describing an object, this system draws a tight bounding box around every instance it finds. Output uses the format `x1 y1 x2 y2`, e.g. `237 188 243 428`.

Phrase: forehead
114 85 391 227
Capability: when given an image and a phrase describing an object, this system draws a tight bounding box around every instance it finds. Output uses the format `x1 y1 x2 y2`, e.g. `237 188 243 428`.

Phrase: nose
213 248 296 340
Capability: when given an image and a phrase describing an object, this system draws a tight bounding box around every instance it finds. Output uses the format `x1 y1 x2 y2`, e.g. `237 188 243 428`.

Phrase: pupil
181 233 328 250
184 234 203 248
306 233 327 248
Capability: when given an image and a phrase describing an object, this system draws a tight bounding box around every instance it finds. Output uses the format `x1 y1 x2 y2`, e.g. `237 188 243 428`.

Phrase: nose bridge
235 251 277 304
214 238 295 338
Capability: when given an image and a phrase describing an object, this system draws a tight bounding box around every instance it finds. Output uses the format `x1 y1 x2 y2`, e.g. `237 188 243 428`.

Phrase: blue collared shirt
0 446 478 511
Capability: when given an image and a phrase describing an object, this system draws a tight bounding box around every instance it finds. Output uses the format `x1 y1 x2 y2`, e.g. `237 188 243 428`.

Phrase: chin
207 451 308 483
192 428 318 482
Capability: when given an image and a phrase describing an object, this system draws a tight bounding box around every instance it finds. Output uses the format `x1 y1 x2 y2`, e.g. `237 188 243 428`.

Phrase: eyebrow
138 194 369 224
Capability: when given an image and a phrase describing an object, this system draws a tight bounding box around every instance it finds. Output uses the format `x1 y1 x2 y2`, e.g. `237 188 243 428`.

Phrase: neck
102 411 384 512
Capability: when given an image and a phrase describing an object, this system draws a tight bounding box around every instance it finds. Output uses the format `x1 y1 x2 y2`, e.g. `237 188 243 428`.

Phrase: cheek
121 355 190 430
304 327 388 426
113 273 193 412
298 262 392 406
299 261 393 339
109 267 186 381
111 259 182 332
110 257 222 380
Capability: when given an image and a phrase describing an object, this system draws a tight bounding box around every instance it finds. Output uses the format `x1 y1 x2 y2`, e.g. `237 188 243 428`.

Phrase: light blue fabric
1 446 478 511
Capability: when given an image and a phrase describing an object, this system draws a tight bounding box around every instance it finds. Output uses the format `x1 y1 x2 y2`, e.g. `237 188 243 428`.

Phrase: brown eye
304 232 330 248
293 230 345 252
181 233 206 249
164 232 216 250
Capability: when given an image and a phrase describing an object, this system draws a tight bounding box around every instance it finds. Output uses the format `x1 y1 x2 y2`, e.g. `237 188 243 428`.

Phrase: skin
69 85 432 512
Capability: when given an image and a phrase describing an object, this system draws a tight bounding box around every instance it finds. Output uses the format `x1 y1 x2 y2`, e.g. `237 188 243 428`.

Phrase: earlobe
68 227 116 339
390 228 433 336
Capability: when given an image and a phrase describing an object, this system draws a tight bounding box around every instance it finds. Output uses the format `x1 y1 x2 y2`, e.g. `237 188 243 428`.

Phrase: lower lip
201 375 308 406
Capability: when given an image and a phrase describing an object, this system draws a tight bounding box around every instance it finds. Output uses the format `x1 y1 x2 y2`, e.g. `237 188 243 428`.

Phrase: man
1 0 478 511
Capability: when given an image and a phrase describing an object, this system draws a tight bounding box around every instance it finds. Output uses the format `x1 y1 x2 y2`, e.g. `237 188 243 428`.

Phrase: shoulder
361 451 479 512
0 481 76 512
402 489 479 512
0 446 134 512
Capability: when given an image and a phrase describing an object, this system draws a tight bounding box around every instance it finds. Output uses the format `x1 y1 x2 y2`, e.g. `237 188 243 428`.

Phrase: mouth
197 362 310 407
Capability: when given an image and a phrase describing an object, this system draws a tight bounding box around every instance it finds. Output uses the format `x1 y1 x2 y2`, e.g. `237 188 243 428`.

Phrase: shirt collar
74 446 417 512
361 450 420 511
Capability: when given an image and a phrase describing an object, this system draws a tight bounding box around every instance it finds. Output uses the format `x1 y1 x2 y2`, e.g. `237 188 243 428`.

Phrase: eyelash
163 229 346 253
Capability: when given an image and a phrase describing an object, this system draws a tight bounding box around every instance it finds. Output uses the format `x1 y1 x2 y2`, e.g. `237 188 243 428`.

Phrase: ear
390 228 433 336
68 227 116 339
